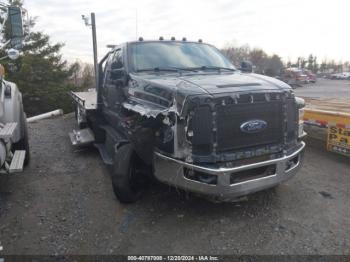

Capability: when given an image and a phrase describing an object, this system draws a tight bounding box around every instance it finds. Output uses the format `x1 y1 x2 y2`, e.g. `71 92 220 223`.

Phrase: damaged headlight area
298 107 305 138
296 97 306 138
155 122 175 153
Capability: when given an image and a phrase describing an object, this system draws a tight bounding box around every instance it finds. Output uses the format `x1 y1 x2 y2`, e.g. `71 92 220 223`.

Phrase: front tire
111 144 148 203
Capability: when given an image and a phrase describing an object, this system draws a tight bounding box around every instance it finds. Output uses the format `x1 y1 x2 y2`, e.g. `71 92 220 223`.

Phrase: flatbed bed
71 90 97 110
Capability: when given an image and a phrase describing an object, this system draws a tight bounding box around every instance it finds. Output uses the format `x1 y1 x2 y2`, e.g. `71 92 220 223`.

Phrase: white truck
0 4 29 174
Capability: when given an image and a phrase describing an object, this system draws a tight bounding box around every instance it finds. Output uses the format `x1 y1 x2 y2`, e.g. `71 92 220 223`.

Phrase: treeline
1 1 93 116
222 45 284 76
70 62 95 91
287 55 349 74
222 44 350 76
3 1 349 116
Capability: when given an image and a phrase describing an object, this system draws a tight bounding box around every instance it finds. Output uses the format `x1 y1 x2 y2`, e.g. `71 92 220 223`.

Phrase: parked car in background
302 69 317 83
329 73 341 79
340 72 350 80
279 68 308 87
329 72 350 80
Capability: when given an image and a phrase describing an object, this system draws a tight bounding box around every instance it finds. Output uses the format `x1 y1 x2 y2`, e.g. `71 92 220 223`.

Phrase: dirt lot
0 113 350 255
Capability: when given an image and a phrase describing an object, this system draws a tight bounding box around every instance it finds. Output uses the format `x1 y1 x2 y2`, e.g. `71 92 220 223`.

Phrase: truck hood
126 72 292 117
179 72 291 94
131 72 291 96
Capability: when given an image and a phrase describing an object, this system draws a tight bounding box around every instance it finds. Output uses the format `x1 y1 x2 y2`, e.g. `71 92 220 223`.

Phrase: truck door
101 48 126 124
101 51 114 108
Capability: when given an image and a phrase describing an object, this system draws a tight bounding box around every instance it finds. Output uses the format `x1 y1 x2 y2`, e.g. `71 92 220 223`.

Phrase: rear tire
110 144 148 203
13 111 30 166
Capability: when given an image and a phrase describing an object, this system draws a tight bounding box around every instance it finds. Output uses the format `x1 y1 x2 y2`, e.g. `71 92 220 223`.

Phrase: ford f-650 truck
70 39 306 203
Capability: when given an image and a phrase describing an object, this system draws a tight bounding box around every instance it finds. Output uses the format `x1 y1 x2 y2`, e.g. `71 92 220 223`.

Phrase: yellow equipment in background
303 98 350 157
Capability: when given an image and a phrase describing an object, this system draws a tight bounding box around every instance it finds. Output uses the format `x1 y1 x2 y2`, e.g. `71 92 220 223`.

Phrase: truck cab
71 39 305 203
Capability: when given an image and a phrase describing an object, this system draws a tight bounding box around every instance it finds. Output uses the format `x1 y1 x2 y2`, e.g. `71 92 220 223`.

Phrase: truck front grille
216 100 284 152
191 105 213 155
189 92 295 161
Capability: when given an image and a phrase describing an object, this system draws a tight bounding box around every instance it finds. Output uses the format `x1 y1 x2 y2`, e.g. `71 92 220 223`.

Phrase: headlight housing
296 97 305 138
298 108 305 138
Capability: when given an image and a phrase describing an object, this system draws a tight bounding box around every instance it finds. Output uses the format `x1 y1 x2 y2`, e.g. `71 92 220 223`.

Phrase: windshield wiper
136 65 236 73
136 67 178 72
192 66 236 72
168 66 198 72
136 66 198 73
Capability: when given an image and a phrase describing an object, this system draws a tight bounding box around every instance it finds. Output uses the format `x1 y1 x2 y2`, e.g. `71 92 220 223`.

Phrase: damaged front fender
120 74 210 164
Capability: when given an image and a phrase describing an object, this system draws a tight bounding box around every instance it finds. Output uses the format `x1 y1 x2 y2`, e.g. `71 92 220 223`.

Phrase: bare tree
221 44 283 76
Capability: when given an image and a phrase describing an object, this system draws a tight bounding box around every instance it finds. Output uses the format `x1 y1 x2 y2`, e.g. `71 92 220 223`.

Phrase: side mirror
7 6 24 49
110 60 128 85
111 60 123 70
111 69 125 80
110 68 128 86
240 61 253 73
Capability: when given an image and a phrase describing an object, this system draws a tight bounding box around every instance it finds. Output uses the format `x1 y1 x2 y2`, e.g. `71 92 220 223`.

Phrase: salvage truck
70 38 306 203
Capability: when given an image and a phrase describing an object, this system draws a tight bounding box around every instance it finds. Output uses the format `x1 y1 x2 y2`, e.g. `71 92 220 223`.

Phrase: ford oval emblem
240 119 267 133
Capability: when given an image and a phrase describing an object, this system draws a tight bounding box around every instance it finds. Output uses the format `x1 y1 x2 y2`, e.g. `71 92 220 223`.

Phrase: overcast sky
25 0 350 64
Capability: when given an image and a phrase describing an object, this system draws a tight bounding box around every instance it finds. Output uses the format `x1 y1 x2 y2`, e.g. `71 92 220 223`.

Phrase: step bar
9 150 26 173
69 128 95 147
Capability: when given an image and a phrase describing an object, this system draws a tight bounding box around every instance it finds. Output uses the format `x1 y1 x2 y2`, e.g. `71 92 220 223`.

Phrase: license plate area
230 164 277 184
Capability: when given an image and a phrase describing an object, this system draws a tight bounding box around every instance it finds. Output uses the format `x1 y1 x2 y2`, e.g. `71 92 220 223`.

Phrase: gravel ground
0 114 350 255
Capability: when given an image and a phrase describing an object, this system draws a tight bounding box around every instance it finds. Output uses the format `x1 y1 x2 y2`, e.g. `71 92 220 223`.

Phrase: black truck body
70 40 306 203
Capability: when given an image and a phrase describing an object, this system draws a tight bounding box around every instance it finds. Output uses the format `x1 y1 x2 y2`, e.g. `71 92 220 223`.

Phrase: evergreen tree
307 54 314 71
1 0 80 116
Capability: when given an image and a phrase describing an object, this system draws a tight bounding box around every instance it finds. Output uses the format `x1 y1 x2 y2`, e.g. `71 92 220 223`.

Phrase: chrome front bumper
154 142 305 199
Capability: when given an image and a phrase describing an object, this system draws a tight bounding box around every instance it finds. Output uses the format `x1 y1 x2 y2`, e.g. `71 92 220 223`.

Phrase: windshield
129 41 235 72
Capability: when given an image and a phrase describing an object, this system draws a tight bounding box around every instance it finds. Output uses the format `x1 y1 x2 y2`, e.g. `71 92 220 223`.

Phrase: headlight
295 97 305 138
298 108 305 138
